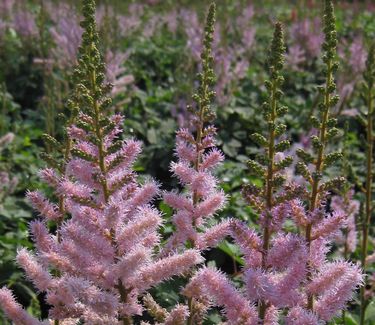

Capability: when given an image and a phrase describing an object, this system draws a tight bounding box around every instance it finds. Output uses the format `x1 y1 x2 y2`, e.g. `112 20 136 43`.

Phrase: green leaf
218 240 243 265
146 128 157 144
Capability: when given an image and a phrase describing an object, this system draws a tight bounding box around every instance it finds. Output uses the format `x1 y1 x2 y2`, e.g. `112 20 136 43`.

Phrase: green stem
53 74 75 325
259 81 277 320
187 80 208 325
88 36 131 324
306 59 332 311
360 82 373 325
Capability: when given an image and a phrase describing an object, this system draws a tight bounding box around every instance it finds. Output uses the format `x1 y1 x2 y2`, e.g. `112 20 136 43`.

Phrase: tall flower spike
244 21 291 320
359 42 375 325
295 0 345 310
185 21 307 325
183 3 363 323
163 3 229 257
0 1 203 324
162 3 230 324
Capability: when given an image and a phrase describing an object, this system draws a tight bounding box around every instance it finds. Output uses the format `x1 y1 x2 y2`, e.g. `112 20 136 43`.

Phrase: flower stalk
258 21 287 320
297 0 341 310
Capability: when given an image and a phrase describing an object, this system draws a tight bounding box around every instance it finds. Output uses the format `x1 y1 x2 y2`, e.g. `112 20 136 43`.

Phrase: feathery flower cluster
0 1 367 324
162 3 229 255
0 1 202 324
183 2 363 324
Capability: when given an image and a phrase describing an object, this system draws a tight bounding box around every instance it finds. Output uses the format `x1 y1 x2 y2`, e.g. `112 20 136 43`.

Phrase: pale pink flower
285 306 321 325
16 248 54 292
134 249 203 291
264 305 279 325
0 287 47 325
29 220 55 254
312 210 347 240
26 190 62 221
309 261 363 321
184 267 259 325
164 305 189 325
196 219 231 250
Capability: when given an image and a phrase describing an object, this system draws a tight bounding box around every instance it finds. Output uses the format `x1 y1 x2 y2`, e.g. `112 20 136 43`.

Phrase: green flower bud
310 116 321 128
326 127 339 140
250 133 268 147
275 140 290 152
323 151 343 168
247 159 266 177
296 149 314 164
296 162 311 181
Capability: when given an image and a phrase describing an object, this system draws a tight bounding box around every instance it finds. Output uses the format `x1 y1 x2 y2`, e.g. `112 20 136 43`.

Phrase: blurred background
0 0 374 323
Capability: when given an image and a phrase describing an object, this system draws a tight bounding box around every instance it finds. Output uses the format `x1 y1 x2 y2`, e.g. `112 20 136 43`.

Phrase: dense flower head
162 2 229 255
182 2 364 324
184 267 259 325
0 1 203 323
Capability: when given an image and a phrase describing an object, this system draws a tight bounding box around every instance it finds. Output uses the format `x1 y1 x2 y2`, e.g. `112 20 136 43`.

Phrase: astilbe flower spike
0 1 203 324
241 21 304 321
158 3 231 324
184 2 363 324
183 21 295 325
245 21 292 320
293 1 363 317
162 3 228 265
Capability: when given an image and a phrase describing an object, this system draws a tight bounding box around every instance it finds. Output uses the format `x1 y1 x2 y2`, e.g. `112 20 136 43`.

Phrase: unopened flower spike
247 21 294 321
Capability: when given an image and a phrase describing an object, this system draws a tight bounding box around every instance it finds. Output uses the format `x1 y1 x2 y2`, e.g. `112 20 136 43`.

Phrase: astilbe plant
185 23 296 324
0 1 203 324
294 0 363 316
162 2 229 256
161 4 230 323
183 1 363 324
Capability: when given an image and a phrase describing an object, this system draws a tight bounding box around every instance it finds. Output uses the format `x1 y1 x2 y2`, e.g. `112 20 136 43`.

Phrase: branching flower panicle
183 2 363 324
0 1 203 324
160 4 231 324
162 2 229 256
